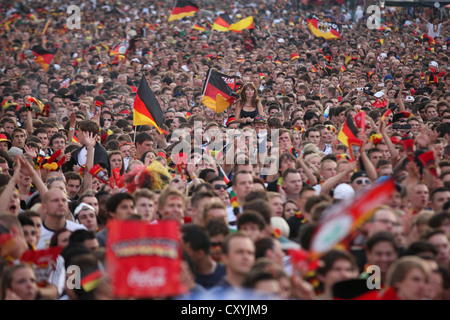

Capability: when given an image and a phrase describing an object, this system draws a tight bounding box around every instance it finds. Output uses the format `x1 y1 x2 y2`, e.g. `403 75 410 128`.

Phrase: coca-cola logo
127 267 166 288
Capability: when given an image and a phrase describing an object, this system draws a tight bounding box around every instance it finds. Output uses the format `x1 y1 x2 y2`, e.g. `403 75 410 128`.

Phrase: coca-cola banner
106 219 186 298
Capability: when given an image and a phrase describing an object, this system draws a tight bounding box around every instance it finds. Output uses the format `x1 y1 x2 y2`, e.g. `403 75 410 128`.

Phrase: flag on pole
306 14 341 40
31 45 57 72
229 16 254 33
338 114 359 147
168 0 199 22
192 22 206 32
310 179 396 254
212 14 233 32
133 75 168 134
201 68 239 114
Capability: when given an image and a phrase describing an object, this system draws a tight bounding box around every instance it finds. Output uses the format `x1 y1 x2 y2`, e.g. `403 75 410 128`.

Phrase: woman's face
110 154 123 170
245 86 255 98
144 152 155 165
10 267 38 300
57 230 72 248
395 267 428 300
309 156 321 169
284 202 299 218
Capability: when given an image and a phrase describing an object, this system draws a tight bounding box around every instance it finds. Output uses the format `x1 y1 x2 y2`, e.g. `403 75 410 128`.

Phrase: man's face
110 199 136 220
432 191 450 213
279 132 292 151
232 173 254 199
12 131 25 148
51 138 65 152
43 189 69 218
319 258 357 293
411 184 430 210
282 172 302 198
159 195 184 222
3 122 15 135
137 140 153 154
307 130 321 146
321 128 335 144
66 179 81 199
370 209 397 236
223 236 255 276
320 161 337 180
135 197 155 222
369 151 382 166
366 241 398 277
77 208 98 231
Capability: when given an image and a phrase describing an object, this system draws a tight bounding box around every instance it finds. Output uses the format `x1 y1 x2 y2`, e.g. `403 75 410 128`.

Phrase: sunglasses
104 119 112 122
214 185 228 190
355 178 371 185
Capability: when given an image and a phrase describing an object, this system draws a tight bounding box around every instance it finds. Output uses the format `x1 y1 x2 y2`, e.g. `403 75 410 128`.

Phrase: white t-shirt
37 220 87 250
427 22 442 38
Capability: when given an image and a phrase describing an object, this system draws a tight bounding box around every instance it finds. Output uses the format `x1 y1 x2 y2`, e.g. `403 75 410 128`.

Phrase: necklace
433 23 439 33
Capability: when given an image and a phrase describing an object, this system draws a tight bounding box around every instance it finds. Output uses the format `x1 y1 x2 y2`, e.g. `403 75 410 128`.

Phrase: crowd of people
0 0 449 300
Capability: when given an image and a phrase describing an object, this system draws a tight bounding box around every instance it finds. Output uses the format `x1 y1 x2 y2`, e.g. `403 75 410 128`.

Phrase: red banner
21 246 62 287
106 220 186 298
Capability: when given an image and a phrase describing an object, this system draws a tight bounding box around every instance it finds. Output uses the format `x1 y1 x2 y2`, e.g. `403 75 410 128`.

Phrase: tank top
240 108 258 119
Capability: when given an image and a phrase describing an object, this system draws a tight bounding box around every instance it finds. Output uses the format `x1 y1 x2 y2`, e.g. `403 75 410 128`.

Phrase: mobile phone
357 87 363 91
98 76 104 84
393 81 400 85
394 90 399 98
73 102 80 106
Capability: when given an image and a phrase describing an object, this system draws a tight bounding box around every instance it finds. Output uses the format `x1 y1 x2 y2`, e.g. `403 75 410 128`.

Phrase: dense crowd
0 0 449 300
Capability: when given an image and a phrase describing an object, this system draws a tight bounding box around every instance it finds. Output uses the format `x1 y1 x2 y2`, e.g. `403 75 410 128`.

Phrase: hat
7 147 23 158
277 38 285 43
74 203 96 217
350 171 369 183
254 116 267 123
333 183 355 200
405 96 415 102
0 133 12 149
383 74 393 81
226 117 236 127
429 61 439 69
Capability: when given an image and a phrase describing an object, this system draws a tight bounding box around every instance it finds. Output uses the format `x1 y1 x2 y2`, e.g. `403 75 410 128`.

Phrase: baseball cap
333 183 355 200
74 203 96 217
350 171 369 183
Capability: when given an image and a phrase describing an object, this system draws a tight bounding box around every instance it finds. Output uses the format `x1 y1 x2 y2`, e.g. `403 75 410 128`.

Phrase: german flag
133 75 167 134
201 68 238 114
81 269 104 292
192 23 206 32
168 0 199 22
338 114 359 147
31 45 57 72
26 96 45 113
229 16 254 33
212 14 233 32
42 20 51 35
306 14 341 40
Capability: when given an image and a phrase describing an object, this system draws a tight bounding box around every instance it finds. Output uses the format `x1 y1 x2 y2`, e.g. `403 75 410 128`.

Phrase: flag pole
133 125 137 144
200 67 212 103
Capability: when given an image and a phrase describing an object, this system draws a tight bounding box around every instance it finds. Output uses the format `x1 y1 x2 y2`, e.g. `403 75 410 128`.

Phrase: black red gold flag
133 75 167 134
201 68 238 114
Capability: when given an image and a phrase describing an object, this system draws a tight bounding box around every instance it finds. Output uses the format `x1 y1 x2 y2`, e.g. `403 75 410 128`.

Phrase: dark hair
69 229 97 245
106 192 134 214
237 210 266 231
49 228 71 247
366 231 399 252
181 223 210 254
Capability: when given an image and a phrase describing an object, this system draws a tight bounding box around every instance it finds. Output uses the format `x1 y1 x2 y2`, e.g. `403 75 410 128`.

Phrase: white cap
429 61 438 69
74 203 96 216
405 96 415 102
277 38 285 43
333 183 355 200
